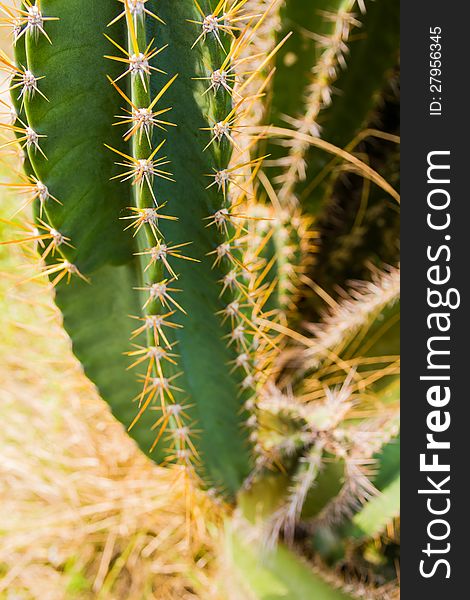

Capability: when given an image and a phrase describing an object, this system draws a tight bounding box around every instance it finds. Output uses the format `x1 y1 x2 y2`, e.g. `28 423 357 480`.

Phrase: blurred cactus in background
0 0 399 597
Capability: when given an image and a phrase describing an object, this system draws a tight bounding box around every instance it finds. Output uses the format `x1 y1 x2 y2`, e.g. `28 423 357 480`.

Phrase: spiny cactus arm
251 270 400 539
264 0 399 216
240 379 359 542
267 450 346 547
285 266 400 388
23 0 134 270
3 0 276 493
138 0 271 494
313 434 399 558
299 0 400 212
244 198 316 317
5 1 160 450
139 0 306 493
269 0 350 131
271 207 316 315
226 526 355 600
267 0 360 207
312 0 399 155
308 399 399 536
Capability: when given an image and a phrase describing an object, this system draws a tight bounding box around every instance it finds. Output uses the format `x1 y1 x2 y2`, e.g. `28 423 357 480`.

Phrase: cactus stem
109 0 196 466
276 2 360 205
190 0 288 465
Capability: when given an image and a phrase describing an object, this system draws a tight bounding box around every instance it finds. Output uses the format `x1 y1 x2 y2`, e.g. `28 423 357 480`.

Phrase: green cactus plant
0 0 400 597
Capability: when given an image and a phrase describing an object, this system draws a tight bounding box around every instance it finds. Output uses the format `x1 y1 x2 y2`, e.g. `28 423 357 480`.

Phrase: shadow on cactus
0 0 399 597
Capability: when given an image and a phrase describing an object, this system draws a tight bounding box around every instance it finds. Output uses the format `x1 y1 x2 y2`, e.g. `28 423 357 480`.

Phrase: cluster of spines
274 0 362 206
313 413 399 529
0 0 57 44
103 1 202 479
254 370 399 550
0 1 89 287
298 265 400 373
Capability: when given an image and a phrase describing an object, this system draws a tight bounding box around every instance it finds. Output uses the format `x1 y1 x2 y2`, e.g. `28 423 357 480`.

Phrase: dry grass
0 200 222 598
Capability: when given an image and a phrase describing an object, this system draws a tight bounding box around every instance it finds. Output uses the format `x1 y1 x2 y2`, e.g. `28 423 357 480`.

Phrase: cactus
1 0 400 596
